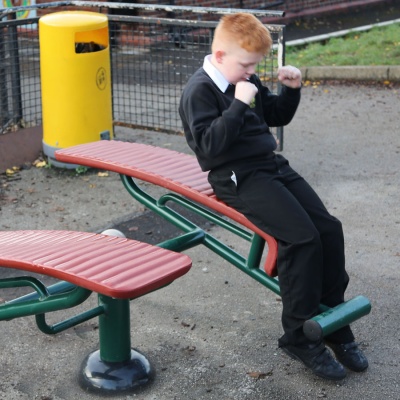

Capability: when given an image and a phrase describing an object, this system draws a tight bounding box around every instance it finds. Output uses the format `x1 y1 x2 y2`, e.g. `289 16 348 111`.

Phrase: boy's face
216 44 264 85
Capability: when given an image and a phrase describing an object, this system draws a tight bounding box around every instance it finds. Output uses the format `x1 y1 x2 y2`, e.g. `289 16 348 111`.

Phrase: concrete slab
301 65 393 81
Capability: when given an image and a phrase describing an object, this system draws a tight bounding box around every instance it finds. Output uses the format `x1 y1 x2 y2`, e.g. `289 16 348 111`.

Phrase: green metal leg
79 294 153 394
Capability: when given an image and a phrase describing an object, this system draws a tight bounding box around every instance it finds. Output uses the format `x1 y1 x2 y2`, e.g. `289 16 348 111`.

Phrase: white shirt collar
203 55 230 93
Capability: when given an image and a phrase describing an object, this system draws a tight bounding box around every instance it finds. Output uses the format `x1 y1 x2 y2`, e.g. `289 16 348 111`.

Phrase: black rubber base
80 349 153 394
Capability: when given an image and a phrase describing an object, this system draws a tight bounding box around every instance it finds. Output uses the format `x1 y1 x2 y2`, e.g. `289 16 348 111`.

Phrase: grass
285 22 400 67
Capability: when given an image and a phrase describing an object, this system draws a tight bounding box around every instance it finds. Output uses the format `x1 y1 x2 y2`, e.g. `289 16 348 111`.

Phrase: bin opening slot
75 42 105 53
75 27 108 54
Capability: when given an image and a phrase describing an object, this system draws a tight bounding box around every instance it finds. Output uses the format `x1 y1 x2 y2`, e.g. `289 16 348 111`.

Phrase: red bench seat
0 230 192 299
55 140 278 276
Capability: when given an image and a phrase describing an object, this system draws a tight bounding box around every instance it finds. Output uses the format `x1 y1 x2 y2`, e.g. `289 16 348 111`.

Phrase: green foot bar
80 294 153 394
303 295 371 341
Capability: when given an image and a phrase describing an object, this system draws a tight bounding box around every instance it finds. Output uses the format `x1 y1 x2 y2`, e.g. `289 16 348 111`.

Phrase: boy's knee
284 224 321 248
324 216 344 239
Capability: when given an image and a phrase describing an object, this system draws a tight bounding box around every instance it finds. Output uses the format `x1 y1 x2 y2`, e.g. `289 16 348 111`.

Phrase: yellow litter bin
40 11 113 168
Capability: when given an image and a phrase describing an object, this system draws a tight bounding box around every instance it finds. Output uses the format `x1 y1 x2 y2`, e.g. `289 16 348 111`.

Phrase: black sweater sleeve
254 75 301 127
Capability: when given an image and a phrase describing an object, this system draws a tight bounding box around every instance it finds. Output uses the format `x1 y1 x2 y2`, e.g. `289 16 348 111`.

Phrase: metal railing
0 2 286 145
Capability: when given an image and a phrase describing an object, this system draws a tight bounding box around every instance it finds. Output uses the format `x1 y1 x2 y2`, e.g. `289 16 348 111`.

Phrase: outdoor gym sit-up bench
0 230 192 393
55 140 372 342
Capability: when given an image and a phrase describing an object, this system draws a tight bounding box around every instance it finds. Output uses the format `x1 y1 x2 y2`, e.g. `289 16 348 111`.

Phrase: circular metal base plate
80 349 153 394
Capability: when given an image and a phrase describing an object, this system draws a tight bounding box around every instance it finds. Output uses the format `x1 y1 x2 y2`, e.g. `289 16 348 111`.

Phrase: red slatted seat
56 140 278 276
0 230 192 299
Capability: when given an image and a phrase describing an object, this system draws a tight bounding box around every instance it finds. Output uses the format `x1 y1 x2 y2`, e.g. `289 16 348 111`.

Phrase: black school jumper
179 68 354 346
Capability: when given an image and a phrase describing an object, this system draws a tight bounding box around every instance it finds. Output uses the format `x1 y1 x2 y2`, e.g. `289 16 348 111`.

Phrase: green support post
98 295 132 363
79 294 153 394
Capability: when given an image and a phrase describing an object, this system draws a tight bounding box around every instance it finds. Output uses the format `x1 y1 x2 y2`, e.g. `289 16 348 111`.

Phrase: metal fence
0 2 286 145
0 16 41 133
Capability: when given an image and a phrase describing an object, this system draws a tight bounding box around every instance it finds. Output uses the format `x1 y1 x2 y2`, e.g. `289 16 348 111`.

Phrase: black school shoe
281 342 346 381
325 341 369 372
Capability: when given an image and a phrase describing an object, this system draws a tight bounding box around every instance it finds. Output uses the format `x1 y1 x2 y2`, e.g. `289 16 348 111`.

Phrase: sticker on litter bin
96 67 107 90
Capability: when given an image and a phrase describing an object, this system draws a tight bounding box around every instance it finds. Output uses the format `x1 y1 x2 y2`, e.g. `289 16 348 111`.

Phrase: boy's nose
247 66 256 75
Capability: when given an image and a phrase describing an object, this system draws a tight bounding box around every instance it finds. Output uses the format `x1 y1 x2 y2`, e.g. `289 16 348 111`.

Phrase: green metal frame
0 278 92 324
121 174 371 341
0 276 153 393
0 171 371 394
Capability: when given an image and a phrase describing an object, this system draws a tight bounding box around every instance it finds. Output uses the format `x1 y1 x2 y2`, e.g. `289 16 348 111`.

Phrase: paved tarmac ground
0 82 399 399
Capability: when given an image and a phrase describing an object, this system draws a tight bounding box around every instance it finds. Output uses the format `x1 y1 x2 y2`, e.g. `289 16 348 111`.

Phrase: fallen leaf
35 161 47 168
247 370 273 379
97 172 109 177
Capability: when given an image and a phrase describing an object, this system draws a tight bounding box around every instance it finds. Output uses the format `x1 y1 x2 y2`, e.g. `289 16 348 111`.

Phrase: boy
179 13 368 380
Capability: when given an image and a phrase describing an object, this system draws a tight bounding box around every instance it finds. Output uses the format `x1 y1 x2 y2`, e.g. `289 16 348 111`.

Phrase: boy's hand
278 65 302 89
235 81 258 105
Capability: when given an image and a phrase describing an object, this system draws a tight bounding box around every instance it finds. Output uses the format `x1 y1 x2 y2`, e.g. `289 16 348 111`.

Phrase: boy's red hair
212 13 272 55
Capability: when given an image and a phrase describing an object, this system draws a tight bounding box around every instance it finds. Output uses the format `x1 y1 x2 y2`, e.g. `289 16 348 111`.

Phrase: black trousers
208 153 354 346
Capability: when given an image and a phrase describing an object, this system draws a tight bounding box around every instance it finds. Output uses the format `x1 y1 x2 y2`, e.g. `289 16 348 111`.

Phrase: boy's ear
215 50 225 64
